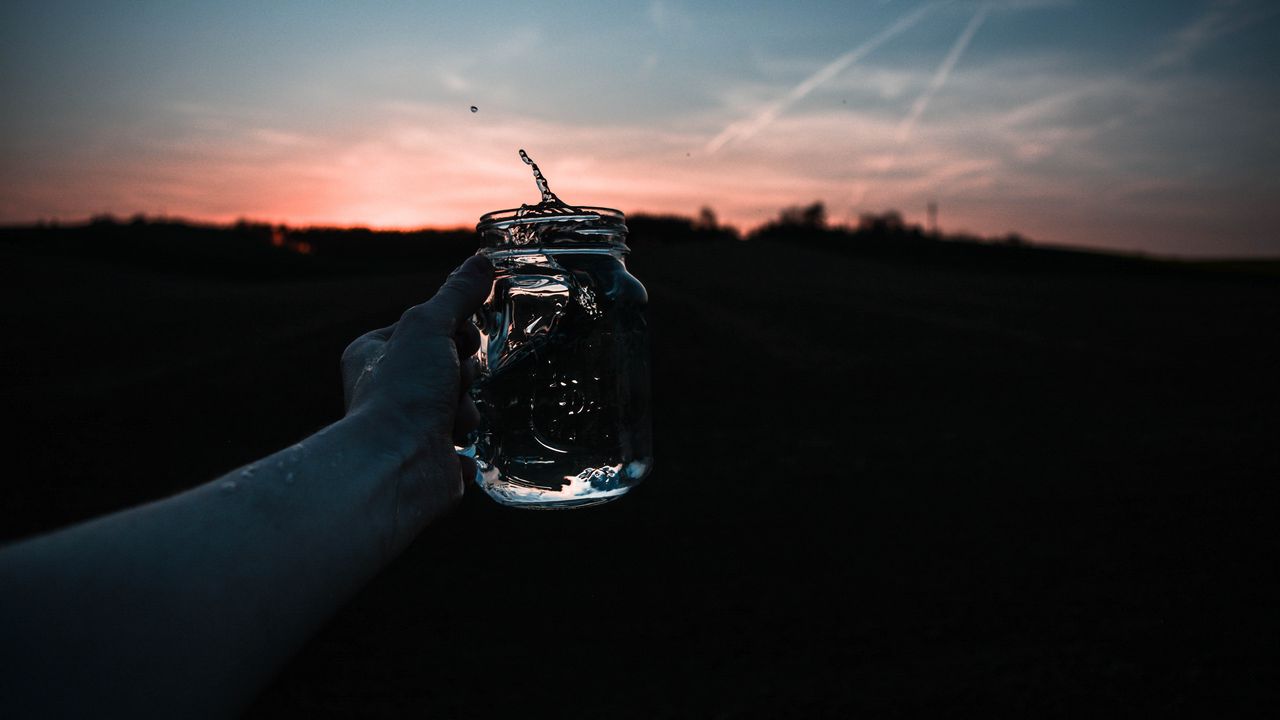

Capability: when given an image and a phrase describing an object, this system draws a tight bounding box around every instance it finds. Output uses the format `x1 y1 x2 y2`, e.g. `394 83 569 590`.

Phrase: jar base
476 475 632 509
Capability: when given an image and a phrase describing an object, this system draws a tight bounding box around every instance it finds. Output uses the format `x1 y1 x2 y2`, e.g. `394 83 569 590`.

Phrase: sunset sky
2 0 1278 256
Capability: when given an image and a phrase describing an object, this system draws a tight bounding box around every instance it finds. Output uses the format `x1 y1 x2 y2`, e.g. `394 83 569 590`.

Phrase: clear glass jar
469 206 652 508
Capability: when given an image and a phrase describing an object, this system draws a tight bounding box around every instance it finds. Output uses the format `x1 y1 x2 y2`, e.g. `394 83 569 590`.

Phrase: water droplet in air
470 105 478 113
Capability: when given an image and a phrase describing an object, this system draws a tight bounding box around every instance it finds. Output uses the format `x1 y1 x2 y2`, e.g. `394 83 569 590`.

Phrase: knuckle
341 335 379 366
400 302 450 334
341 339 363 362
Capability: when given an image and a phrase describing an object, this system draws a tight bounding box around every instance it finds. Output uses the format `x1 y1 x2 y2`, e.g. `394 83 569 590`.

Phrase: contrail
1144 0 1280 72
705 2 935 154
896 1 990 143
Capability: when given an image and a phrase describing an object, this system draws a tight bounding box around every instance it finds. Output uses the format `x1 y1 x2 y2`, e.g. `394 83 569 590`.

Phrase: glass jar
469 206 652 508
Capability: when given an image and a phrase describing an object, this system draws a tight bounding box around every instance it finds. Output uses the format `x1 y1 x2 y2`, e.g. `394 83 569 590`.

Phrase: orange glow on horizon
3 101 1274 257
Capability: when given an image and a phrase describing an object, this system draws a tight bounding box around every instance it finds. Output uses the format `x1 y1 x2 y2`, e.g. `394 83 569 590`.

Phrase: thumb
400 255 494 336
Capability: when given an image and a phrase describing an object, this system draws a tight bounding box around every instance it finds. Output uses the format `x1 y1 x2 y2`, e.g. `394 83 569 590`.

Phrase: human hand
339 255 493 510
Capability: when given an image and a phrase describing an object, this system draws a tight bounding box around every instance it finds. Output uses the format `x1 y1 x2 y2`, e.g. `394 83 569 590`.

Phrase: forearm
0 408 451 718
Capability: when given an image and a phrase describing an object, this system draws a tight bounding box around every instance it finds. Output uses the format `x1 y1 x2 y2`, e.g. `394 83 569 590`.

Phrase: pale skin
0 255 494 718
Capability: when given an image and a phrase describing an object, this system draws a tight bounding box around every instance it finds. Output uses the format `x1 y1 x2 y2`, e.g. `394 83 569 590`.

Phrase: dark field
3 224 1279 716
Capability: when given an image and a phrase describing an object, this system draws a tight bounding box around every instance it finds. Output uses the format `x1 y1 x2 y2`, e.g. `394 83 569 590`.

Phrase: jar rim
476 206 625 233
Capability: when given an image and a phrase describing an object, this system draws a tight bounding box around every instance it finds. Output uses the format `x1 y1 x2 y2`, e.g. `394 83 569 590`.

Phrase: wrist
338 404 460 547
344 402 449 463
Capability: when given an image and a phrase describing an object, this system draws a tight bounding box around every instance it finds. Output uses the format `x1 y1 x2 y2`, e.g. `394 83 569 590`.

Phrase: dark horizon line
0 207 1037 243
1 205 973 236
4 212 1280 265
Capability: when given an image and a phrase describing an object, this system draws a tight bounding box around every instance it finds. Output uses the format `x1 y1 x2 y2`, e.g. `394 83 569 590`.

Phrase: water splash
508 150 595 243
519 149 561 205
509 148 593 219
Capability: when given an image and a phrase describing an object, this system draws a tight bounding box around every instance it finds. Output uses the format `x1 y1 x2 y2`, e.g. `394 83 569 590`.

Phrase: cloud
1144 0 1278 72
648 0 692 34
705 1 934 154
639 53 659 79
896 2 990 143
438 70 470 93
994 0 1275 166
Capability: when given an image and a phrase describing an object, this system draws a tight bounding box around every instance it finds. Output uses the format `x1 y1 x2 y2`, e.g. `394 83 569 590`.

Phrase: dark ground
2 224 1279 716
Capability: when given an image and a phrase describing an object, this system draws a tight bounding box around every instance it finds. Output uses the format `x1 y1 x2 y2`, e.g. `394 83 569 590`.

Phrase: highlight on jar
457 150 653 509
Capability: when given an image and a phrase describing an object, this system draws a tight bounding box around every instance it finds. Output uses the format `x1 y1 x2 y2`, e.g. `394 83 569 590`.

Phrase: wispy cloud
648 0 693 34
896 2 991 143
705 2 934 154
996 0 1275 160
1144 0 1278 72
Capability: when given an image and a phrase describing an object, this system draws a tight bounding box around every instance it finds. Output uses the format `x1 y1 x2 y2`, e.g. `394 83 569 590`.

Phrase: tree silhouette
779 202 827 229
695 206 719 231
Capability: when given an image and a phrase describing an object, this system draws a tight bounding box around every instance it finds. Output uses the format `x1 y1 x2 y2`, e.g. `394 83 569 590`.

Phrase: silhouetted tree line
2 206 1164 278
751 201 971 245
626 207 741 245
2 215 478 278
744 201 1152 272
0 210 744 279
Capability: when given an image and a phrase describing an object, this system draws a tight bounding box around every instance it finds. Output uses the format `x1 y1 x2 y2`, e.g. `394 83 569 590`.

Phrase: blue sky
2 0 1278 255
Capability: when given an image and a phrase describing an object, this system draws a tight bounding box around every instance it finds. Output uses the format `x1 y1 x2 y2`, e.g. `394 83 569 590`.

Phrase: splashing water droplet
509 149 597 233
518 149 559 205
470 105 478 113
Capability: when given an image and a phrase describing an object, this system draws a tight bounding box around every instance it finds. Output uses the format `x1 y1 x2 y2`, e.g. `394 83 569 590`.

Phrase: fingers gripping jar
470 203 653 508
